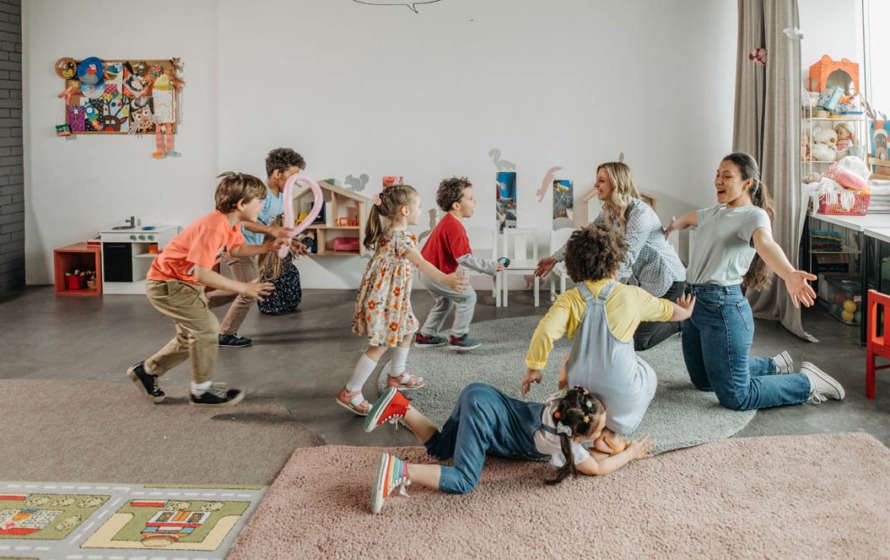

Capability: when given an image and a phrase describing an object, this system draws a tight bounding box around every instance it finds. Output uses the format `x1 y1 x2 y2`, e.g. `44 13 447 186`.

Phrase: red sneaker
363 387 410 433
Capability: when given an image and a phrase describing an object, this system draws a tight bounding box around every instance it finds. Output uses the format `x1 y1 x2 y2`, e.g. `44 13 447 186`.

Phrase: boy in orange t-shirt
127 172 285 407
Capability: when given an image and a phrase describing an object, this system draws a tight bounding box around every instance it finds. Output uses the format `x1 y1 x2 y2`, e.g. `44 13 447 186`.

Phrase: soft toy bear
812 126 838 162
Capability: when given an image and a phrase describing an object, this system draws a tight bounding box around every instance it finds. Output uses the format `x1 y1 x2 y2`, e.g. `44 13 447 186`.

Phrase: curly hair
546 387 605 486
215 172 267 213
564 224 628 283
436 176 472 212
265 148 306 177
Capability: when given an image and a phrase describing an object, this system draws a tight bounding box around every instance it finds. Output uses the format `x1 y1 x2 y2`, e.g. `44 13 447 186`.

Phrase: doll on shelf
834 122 858 158
801 131 810 161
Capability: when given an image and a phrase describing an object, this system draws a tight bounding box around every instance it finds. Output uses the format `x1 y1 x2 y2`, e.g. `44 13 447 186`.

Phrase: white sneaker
800 362 845 403
772 351 794 374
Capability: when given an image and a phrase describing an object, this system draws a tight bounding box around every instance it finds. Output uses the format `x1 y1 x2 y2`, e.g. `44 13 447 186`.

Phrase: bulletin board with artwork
54 57 184 157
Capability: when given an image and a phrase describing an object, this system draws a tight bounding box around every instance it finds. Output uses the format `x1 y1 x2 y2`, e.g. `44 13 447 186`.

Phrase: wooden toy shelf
53 242 102 296
292 181 370 256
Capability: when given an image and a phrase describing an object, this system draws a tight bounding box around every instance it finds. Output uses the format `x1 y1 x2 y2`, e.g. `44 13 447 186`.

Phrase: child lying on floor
363 383 655 514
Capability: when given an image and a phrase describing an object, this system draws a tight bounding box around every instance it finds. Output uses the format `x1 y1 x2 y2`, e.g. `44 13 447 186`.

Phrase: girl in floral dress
337 184 468 416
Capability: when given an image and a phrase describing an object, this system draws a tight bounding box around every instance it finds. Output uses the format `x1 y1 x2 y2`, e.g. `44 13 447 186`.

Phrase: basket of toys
810 156 871 216
816 192 870 215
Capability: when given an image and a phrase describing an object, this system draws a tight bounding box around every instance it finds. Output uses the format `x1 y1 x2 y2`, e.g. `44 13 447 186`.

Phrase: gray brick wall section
0 0 21 292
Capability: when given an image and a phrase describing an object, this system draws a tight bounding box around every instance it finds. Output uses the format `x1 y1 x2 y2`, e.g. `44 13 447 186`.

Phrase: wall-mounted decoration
489 148 515 172
552 179 573 230
537 166 563 203
54 57 184 158
344 174 369 192
496 171 516 232
352 0 442 14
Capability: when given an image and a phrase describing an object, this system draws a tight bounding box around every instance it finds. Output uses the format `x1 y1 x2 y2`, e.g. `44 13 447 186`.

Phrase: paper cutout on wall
352 0 441 14
488 148 515 172
417 208 438 246
496 171 516 232
553 179 573 229
537 166 563 203
345 174 369 192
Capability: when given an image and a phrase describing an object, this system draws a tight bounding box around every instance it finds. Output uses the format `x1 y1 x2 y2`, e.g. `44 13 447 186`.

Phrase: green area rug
0 481 264 559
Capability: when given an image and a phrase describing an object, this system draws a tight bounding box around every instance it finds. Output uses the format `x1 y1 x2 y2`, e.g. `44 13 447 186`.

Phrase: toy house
292 180 369 256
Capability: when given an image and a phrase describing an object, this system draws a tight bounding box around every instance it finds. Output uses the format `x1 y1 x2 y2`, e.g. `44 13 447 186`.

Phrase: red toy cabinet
53 242 102 295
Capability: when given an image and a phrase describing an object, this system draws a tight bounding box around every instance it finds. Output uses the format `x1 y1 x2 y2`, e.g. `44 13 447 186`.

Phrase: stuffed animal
824 156 870 192
801 131 810 161
812 126 838 162
834 122 858 158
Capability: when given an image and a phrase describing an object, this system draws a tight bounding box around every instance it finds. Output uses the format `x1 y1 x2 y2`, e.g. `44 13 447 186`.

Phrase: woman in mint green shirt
665 153 844 410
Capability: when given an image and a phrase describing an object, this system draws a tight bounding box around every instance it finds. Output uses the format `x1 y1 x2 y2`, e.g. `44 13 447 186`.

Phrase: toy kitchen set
98 217 179 294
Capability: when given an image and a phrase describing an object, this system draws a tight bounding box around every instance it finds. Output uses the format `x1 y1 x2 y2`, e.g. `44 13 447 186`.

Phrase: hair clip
372 195 382 207
556 421 573 437
553 411 561 419
583 415 590 424
585 400 593 408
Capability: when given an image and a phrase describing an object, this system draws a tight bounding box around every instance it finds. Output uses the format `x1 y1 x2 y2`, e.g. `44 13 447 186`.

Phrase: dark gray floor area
1 286 888 449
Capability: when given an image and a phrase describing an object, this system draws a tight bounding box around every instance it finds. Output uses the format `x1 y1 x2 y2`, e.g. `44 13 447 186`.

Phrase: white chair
549 227 575 302
500 227 539 307
463 225 500 306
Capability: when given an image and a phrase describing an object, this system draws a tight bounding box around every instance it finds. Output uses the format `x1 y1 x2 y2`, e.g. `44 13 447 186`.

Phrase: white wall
23 0 218 285
799 0 862 90
25 0 738 289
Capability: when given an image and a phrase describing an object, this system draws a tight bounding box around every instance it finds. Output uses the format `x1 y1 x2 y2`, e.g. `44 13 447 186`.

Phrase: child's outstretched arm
575 434 656 476
405 248 469 292
522 300 572 395
455 253 503 275
668 293 695 322
664 210 698 240
194 265 274 302
230 239 287 258
242 221 292 241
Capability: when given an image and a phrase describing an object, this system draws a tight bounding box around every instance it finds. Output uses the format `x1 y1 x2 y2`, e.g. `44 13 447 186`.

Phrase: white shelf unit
801 114 869 178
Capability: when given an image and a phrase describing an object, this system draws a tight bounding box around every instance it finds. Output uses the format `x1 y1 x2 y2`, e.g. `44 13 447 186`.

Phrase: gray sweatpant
420 275 477 338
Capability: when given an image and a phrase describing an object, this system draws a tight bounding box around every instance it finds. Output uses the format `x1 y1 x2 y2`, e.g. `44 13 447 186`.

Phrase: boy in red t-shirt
127 172 285 407
416 177 504 351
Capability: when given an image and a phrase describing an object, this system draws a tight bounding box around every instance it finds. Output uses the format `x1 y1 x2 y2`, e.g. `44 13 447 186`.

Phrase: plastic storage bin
817 274 862 325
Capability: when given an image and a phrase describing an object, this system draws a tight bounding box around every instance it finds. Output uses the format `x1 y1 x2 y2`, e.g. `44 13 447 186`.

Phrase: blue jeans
681 284 810 410
424 383 547 494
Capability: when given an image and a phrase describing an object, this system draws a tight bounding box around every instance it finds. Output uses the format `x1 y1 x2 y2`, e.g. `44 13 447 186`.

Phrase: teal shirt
242 185 285 246
686 205 771 286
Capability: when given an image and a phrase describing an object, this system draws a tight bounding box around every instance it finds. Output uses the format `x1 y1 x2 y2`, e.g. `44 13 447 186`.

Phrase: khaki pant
219 254 258 335
145 279 219 384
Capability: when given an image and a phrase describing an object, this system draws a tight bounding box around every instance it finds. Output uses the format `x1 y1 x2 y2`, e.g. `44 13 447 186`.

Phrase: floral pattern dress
352 229 420 347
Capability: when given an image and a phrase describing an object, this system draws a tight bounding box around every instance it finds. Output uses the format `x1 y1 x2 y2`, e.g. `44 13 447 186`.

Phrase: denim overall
564 281 656 435
424 383 550 494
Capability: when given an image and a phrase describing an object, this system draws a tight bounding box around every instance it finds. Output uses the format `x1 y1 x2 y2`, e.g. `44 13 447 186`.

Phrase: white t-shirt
686 204 771 286
533 393 591 468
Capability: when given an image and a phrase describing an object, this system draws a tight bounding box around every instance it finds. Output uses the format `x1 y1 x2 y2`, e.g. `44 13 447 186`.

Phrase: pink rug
229 433 890 559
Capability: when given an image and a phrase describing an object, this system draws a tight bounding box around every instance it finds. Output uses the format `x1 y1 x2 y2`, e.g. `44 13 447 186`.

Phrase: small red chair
867 289 890 398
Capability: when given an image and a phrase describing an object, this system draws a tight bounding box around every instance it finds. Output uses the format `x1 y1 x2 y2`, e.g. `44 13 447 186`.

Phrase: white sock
389 347 410 378
346 354 378 393
191 380 212 395
142 362 153 375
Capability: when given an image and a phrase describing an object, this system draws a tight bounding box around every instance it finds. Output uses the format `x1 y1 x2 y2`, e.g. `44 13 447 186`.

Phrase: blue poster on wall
496 171 516 232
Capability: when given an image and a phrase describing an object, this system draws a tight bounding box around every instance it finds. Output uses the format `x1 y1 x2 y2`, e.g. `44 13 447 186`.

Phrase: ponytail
363 184 418 250
721 153 775 291
545 387 605 486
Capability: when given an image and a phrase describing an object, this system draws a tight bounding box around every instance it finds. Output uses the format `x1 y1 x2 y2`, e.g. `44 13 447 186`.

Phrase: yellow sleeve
603 284 674 342
525 290 585 370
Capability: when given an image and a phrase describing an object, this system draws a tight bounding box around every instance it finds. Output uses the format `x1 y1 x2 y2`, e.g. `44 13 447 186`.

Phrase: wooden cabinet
53 243 101 295
291 181 370 256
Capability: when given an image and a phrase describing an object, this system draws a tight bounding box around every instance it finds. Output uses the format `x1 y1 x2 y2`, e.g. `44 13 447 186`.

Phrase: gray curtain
733 0 816 341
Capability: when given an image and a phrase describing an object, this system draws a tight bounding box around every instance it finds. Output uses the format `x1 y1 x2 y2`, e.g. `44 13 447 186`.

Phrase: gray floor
2 286 889 450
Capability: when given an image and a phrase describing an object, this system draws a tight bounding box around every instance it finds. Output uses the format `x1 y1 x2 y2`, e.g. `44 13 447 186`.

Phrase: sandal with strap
386 372 425 390
335 388 371 416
